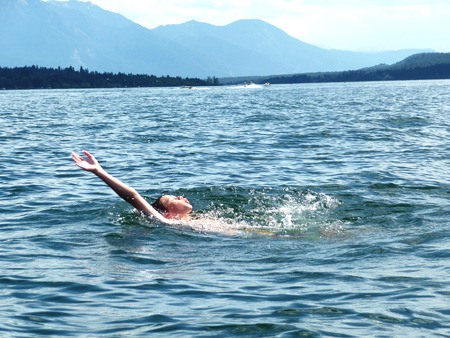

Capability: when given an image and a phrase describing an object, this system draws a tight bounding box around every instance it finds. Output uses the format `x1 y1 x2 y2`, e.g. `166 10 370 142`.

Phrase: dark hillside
390 52 450 69
257 53 450 85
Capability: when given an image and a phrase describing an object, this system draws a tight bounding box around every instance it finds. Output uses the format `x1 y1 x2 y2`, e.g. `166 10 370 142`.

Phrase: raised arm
71 150 172 224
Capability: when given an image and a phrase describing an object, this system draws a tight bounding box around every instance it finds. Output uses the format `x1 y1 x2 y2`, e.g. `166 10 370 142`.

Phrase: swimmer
71 150 192 225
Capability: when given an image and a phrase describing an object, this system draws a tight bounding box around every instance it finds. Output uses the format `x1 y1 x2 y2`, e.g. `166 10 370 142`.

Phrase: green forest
260 53 450 85
0 66 217 90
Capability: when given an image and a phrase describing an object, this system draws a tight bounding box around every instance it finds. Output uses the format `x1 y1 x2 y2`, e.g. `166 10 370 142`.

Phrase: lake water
1 80 449 337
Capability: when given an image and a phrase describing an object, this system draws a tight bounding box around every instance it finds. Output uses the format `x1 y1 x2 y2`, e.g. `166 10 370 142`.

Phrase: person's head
151 195 192 218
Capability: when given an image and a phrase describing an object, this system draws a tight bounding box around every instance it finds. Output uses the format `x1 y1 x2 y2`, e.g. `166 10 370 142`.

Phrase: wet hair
151 196 168 214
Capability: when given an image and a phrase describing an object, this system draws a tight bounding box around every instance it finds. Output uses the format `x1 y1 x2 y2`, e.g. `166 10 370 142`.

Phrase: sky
76 0 450 52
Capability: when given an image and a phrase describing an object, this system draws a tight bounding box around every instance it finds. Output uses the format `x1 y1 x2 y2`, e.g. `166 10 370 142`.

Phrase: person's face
161 195 192 215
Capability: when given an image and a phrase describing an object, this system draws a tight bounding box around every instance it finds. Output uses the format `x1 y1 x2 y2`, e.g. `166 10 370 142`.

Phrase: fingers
71 151 99 172
71 152 86 168
82 150 96 161
71 151 92 161
71 155 83 169
71 152 80 162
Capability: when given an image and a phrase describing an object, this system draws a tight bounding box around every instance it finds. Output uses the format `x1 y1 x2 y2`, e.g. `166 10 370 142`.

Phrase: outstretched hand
72 150 102 172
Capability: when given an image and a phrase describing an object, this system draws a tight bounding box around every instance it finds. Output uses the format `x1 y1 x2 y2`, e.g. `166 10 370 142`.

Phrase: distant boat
264 82 271 86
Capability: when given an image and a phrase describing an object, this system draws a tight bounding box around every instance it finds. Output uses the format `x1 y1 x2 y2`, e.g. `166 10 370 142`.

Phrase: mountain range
0 0 434 78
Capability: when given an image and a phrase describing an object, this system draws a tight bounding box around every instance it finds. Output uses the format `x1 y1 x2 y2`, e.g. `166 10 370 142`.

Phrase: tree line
0 65 218 90
261 63 450 85
260 53 450 85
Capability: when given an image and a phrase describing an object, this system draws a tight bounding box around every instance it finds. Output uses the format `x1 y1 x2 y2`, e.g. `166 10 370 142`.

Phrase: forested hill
390 52 450 69
257 53 450 85
0 66 216 90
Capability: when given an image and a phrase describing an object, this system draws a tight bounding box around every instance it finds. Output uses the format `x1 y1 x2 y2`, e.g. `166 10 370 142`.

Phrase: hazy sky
77 0 449 52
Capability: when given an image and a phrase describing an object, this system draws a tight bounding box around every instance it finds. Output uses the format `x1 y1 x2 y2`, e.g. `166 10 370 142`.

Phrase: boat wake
233 82 263 89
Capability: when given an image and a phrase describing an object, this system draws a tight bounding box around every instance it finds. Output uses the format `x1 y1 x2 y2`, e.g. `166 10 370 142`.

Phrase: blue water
1 81 449 337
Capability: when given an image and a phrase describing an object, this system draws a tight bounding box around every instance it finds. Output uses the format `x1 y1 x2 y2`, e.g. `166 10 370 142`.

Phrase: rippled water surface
1 81 449 337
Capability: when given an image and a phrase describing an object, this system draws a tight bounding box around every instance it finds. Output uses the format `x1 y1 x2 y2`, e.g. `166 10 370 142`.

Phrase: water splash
112 187 345 237
188 187 345 237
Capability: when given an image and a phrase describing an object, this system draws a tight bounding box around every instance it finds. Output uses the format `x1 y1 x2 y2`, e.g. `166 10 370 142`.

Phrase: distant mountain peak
155 20 213 30
0 0 434 77
226 18 275 27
